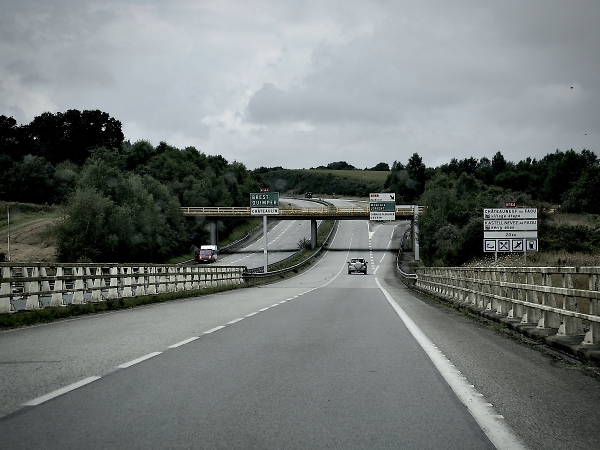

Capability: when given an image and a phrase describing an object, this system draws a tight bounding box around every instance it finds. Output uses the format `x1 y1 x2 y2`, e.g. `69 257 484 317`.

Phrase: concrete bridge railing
0 263 246 314
415 266 600 345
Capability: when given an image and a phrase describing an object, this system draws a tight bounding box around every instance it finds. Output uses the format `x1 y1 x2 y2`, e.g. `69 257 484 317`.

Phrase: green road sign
250 192 280 215
369 202 396 212
250 192 279 207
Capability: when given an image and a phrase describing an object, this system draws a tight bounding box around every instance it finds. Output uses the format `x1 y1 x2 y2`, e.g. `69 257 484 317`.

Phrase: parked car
347 258 368 274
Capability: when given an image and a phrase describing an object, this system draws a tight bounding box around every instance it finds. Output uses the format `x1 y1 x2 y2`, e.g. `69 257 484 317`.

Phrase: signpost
369 193 396 221
250 192 280 272
483 206 538 258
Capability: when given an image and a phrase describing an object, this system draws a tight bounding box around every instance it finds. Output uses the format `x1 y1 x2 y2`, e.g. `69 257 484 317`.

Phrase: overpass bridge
181 204 423 254
180 204 424 220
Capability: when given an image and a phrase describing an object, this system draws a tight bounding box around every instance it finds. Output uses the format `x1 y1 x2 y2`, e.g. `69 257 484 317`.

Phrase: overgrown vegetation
416 150 600 266
1 110 262 263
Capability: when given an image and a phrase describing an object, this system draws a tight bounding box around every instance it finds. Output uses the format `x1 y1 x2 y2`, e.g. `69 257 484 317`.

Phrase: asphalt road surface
1 212 599 449
218 197 319 269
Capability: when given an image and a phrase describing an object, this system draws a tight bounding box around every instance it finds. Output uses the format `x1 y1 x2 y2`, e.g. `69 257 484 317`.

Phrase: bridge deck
181 206 422 220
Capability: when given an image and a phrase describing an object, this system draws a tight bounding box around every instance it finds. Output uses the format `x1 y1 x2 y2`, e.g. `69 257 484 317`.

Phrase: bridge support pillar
210 220 218 246
311 220 318 249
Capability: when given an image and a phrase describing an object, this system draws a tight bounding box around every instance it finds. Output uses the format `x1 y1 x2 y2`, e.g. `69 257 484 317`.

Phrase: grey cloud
5 60 48 86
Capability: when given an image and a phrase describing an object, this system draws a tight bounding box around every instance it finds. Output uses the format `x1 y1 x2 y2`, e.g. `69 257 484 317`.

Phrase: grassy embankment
307 169 390 183
0 201 62 263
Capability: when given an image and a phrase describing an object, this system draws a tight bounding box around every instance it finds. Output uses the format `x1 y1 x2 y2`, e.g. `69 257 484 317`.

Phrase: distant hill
257 168 389 197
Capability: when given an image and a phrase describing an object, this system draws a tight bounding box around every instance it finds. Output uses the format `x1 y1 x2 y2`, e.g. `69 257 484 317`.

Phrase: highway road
1 204 599 448
219 197 322 269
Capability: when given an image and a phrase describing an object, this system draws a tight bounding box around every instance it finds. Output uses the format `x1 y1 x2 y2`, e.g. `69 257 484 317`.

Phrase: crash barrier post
0 263 247 313
415 266 600 345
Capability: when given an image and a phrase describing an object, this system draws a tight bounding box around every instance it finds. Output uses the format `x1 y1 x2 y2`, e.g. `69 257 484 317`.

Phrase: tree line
388 150 600 266
2 109 598 266
0 110 261 263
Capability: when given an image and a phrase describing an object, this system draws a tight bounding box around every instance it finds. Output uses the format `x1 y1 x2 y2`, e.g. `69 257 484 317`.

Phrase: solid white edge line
204 326 226 334
228 318 244 324
24 376 102 406
118 352 162 369
168 336 200 348
374 278 529 450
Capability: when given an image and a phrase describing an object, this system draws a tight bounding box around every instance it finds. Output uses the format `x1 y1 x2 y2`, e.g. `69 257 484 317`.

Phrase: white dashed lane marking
24 377 102 406
168 337 200 348
118 352 162 369
204 326 226 334
21 290 310 410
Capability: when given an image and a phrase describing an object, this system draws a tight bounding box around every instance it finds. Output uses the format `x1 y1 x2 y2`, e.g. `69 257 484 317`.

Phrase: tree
24 109 124 165
326 161 356 170
5 155 55 203
491 152 507 175
369 162 390 171
57 162 186 262
0 115 23 160
562 165 600 214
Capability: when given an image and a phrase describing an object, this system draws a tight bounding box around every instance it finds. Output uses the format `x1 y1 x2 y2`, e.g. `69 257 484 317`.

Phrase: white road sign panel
484 238 538 252
484 240 496 252
483 208 537 219
370 193 395 202
498 240 510 252
511 239 524 252
526 239 538 252
251 207 279 215
484 220 537 231
484 231 538 239
370 211 396 221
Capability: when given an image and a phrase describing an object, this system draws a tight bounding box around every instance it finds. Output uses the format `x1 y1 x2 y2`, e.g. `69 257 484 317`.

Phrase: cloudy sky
1 0 598 169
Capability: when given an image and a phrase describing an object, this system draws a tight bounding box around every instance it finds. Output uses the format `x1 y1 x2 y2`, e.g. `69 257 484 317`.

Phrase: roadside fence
415 266 600 345
0 263 246 314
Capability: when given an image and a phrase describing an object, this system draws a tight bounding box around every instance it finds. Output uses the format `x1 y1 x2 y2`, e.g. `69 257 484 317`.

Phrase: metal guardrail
415 266 600 345
181 205 424 219
246 220 326 274
0 264 246 313
395 228 417 282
